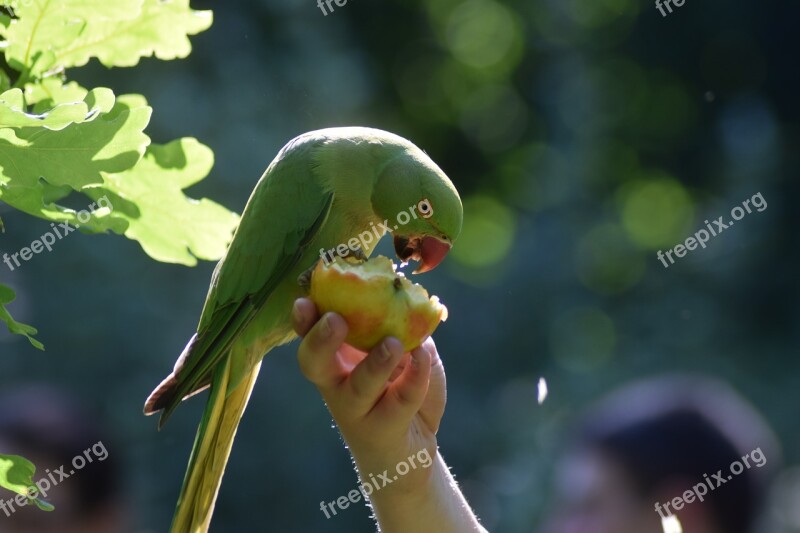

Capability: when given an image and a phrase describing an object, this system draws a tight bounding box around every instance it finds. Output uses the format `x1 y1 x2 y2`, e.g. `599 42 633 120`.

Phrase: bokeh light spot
450 195 516 268
445 0 521 71
619 175 694 249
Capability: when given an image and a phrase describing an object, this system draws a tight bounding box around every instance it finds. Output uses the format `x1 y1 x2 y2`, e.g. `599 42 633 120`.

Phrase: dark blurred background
1 0 798 531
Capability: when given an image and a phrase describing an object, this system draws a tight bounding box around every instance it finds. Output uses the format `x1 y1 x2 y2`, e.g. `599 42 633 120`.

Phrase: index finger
292 297 319 337
296 311 349 390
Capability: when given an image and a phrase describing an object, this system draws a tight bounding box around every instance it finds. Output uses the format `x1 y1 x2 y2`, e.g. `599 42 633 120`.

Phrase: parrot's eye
417 198 433 219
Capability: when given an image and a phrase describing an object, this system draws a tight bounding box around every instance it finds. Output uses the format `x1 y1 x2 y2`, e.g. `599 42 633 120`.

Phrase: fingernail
380 341 393 362
411 345 430 369
292 301 303 324
319 313 333 339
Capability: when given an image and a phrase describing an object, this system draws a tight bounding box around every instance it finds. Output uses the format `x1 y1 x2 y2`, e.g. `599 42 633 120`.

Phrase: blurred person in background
544 376 781 533
0 386 128 533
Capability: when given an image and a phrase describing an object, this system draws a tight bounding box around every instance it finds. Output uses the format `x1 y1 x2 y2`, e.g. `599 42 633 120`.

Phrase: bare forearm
365 452 486 533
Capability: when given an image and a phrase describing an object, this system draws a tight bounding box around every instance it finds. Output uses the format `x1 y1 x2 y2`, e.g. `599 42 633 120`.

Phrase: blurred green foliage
0 453 53 511
0 0 797 531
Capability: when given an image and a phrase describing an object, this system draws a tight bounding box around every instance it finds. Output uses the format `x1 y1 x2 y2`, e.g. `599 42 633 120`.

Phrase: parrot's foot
345 246 368 262
298 264 315 291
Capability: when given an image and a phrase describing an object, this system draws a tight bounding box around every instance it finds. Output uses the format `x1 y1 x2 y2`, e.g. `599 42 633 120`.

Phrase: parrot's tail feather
170 355 262 533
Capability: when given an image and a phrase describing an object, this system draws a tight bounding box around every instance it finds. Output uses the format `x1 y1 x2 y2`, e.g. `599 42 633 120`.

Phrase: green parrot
144 127 463 532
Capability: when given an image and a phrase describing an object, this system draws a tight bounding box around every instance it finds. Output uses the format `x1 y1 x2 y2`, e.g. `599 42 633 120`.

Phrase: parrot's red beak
394 235 452 274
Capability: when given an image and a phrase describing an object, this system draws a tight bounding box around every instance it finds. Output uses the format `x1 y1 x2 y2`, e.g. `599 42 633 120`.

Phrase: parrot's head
371 146 463 274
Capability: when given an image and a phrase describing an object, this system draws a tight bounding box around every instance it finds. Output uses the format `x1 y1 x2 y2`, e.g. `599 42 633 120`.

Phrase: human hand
292 297 445 488
293 297 485 533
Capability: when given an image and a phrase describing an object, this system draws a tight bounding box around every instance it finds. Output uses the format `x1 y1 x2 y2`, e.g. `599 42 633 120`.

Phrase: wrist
367 452 485 533
350 440 439 499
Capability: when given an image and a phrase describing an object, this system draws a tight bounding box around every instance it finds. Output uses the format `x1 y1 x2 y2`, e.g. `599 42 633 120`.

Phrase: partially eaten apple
308 256 448 352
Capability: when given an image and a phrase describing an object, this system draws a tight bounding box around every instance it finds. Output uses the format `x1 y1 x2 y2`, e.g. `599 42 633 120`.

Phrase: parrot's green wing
151 138 333 426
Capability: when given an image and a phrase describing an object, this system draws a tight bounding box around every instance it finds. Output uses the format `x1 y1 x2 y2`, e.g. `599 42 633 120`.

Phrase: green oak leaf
25 79 89 112
4 0 142 72
0 91 152 220
0 87 113 130
53 0 213 69
0 453 54 511
91 138 239 266
0 284 43 349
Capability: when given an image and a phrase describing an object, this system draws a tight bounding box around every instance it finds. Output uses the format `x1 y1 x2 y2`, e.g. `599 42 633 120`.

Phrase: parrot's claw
297 263 316 291
346 246 368 262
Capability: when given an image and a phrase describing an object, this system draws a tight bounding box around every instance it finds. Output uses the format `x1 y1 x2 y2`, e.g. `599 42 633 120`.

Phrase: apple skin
308 256 448 352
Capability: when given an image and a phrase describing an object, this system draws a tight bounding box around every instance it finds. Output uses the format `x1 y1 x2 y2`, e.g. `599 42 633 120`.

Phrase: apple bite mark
309 256 448 352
